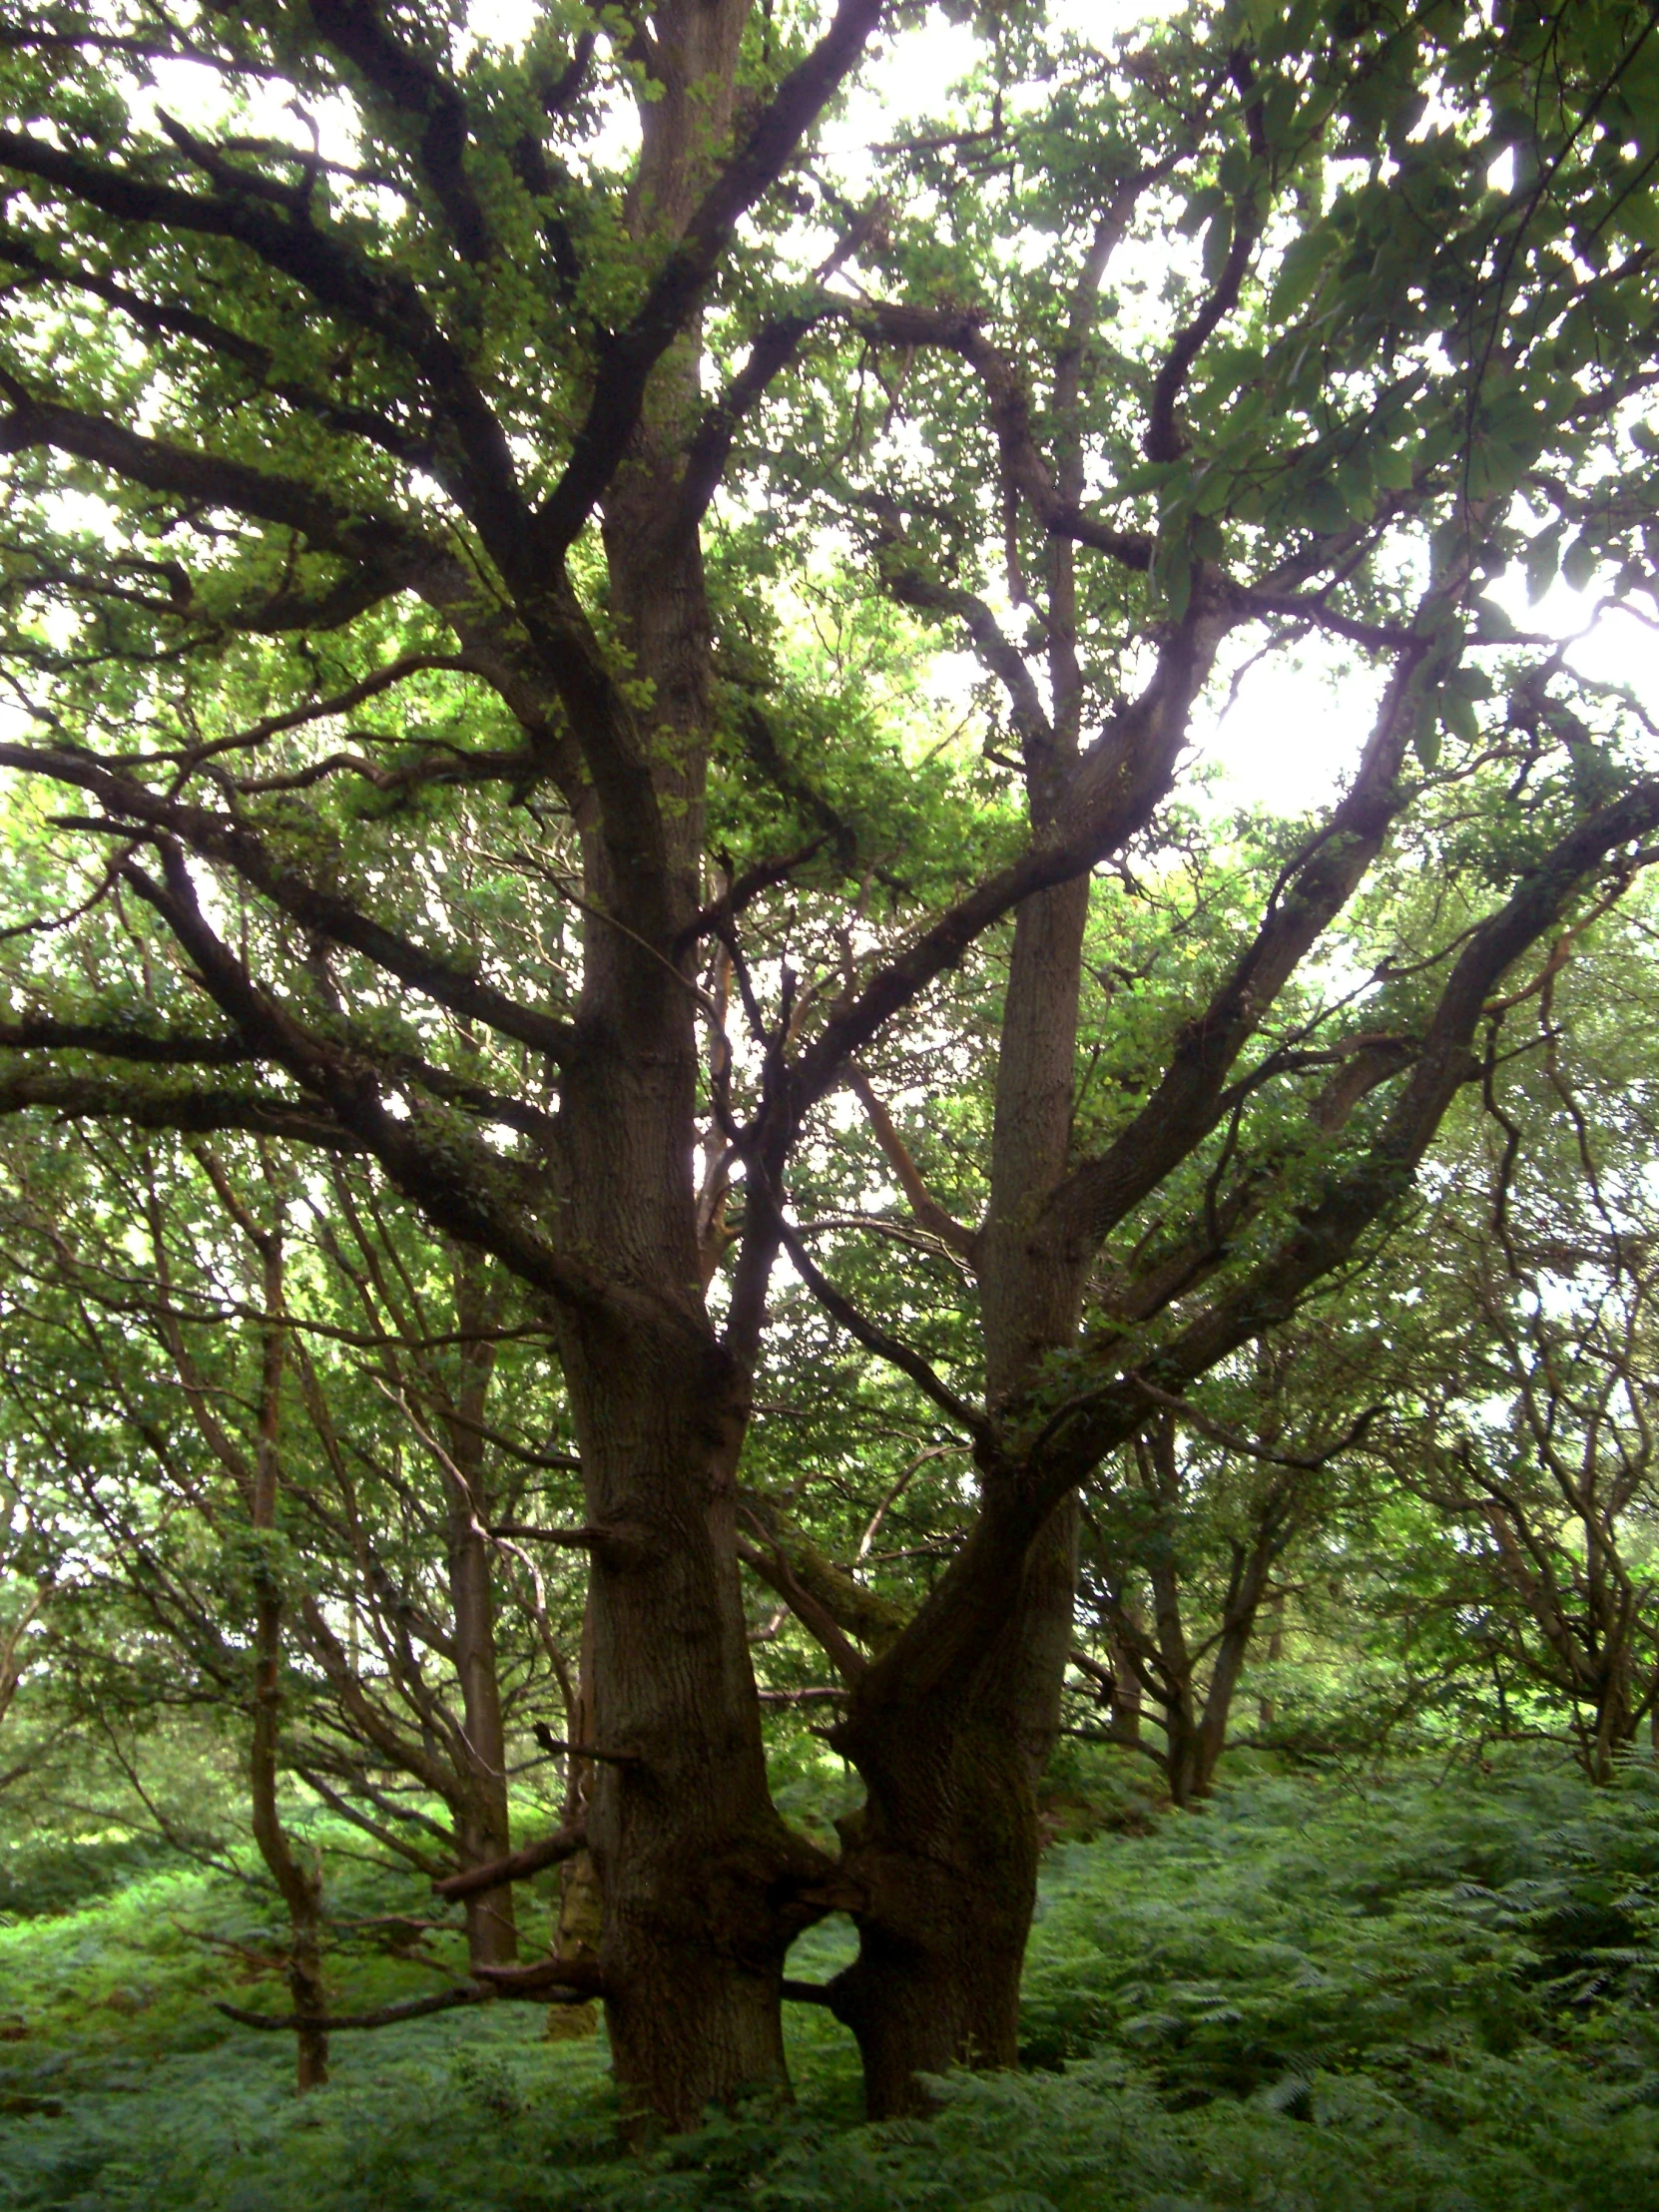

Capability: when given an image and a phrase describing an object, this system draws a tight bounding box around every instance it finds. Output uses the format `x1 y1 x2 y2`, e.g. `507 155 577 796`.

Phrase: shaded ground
3 1755 1658 2210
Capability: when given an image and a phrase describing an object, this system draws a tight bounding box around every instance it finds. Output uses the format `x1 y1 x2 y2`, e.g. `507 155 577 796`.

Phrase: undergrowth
2 1754 1655 2210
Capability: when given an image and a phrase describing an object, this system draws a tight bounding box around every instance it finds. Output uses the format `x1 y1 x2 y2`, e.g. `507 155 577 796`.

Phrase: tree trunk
1257 1598 1285 1730
1585 1648 1636 1785
443 1254 516 1969
542 0 831 2124
247 1218 329 2092
833 877 1092 2114
1106 1615 1145 1745
549 1595 601 2039
561 1298 814 2121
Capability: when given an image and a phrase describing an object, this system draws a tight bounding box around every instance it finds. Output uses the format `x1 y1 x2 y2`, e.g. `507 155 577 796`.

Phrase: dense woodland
2 0 1659 2203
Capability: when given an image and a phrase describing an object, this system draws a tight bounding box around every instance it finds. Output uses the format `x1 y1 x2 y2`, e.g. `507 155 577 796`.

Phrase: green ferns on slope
3 1760 1657 2211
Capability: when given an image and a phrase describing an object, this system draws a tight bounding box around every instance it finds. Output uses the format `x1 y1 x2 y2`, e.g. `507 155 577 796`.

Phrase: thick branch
0 1070 355 1149
535 0 886 555
309 0 492 265
841 777 1659 1732
790 603 1233 1119
470 1953 606 2000
432 1824 586 1901
0 1019 249 1064
0 125 529 567
0 744 574 1061
847 1065 978 1259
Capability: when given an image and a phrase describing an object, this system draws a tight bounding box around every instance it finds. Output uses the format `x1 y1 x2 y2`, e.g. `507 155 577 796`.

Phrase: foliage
5 1761 1659 2210
2 0 1659 2130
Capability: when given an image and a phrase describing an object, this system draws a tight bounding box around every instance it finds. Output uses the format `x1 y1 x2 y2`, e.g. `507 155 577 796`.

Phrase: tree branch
431 1824 586 1901
309 0 492 265
847 1065 978 1259
0 744 574 1061
217 1983 490 2031
534 0 886 556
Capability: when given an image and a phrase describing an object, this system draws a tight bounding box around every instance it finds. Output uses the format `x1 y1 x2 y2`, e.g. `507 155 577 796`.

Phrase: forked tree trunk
832 878 1093 2113
1584 1649 1636 1785
831 1500 1079 2116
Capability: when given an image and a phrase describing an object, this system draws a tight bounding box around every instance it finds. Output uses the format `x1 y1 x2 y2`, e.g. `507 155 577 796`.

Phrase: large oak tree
1 0 1657 2123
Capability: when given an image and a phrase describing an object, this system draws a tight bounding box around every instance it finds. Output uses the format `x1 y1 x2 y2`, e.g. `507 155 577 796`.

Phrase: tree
1 0 1658 2122
1074 1324 1380 1806
0 1453 55 1796
0 1117 585 2046
1373 891 1659 1780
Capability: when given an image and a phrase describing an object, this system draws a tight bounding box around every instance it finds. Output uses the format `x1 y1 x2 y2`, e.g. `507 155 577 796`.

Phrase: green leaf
1295 479 1351 535
1203 211 1235 286
1441 691 1480 746
1561 532 1599 591
1190 513 1227 562
1270 231 1330 321
1469 596 1518 642
1525 526 1562 603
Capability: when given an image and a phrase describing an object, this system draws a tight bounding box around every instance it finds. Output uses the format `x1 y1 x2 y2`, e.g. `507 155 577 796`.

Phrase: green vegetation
6 1759 1658 2209
3 0 1659 2185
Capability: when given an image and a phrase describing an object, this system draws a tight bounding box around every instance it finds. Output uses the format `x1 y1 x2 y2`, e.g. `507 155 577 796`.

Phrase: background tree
0 1119 586 2043
1073 1321 1381 1806
1373 891 1659 1779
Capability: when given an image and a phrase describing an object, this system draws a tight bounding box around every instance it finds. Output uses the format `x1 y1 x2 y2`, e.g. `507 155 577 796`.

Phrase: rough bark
834 866 1094 2113
549 8 832 2120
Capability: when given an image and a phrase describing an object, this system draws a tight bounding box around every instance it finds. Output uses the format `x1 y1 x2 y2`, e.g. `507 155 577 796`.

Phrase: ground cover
2 1757 1656 2211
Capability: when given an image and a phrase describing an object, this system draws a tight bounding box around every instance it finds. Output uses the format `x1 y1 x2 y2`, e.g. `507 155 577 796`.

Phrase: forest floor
1 1752 1656 2211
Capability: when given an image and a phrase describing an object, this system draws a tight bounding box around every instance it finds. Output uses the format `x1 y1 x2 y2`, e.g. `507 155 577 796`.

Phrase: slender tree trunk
1186 1538 1280 1801
443 1255 516 1968
1107 1612 1145 1745
1258 1598 1285 1730
1187 1619 1253 1802
247 1217 328 2092
549 1596 601 2039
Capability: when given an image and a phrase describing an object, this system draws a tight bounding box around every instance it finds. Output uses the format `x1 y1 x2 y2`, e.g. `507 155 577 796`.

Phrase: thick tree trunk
542 0 829 2124
833 876 1092 2113
1585 1651 1636 1785
558 518 817 2127
831 1497 1078 2116
560 1291 813 2120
